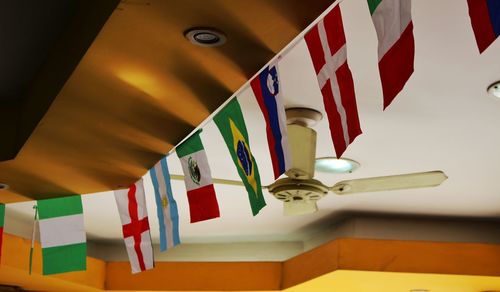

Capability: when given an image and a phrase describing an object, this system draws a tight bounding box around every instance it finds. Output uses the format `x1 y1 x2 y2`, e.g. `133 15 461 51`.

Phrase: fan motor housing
285 124 317 180
268 178 328 202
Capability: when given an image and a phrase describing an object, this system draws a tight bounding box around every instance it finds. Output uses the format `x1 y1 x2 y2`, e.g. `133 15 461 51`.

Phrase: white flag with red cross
114 179 154 273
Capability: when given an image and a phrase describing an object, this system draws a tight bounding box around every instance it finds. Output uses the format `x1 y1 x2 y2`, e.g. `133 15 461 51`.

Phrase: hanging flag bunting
304 5 362 158
367 0 414 109
250 62 291 179
149 156 181 251
467 0 500 53
114 180 154 273
37 195 86 275
0 203 4 263
176 131 220 223
214 98 266 215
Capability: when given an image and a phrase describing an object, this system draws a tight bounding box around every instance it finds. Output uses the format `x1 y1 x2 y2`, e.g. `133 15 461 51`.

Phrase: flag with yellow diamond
214 98 266 215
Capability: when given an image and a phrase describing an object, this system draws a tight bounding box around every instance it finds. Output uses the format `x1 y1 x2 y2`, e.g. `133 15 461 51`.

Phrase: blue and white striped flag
149 156 180 251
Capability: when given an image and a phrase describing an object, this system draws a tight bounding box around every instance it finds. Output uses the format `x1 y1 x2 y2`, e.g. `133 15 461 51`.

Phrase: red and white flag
305 5 362 158
114 179 154 273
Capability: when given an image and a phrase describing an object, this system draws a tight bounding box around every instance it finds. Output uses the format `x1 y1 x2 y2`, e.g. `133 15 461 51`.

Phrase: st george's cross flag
250 62 291 179
304 5 362 158
177 131 220 223
214 98 266 215
114 179 154 273
149 156 181 251
37 195 86 275
368 0 414 109
467 0 500 53
0 204 4 263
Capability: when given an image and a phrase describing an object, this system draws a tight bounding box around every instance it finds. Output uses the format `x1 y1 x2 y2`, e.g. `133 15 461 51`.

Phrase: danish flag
304 5 362 158
114 179 154 273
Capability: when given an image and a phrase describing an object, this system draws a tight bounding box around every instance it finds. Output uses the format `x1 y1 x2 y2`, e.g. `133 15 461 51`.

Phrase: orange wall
1 232 500 291
106 261 282 291
0 233 105 291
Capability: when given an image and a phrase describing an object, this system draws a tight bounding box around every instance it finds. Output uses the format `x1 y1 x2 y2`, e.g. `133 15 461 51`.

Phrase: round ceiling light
0 183 9 190
487 81 500 98
184 28 226 47
315 157 360 174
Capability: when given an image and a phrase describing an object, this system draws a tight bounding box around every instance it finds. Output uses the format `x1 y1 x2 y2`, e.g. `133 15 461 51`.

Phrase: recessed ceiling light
315 157 360 174
488 81 500 98
0 183 9 190
184 28 226 47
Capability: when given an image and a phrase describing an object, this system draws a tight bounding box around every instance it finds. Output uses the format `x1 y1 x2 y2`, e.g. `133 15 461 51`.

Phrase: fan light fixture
488 81 500 98
315 157 360 174
184 28 226 47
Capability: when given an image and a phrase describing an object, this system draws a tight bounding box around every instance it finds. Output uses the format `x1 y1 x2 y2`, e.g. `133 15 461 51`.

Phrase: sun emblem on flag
188 156 201 185
266 66 279 96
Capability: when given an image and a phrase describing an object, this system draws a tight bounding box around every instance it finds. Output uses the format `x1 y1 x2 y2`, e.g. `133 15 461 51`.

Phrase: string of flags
0 0 498 276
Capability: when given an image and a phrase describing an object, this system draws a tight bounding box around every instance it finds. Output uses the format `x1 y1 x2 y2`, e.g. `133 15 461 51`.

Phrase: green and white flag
37 195 86 275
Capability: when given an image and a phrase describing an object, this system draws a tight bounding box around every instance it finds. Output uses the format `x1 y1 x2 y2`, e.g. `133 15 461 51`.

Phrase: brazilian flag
214 98 266 215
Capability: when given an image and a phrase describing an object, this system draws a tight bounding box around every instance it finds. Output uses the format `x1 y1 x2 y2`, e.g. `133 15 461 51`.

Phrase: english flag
304 5 362 158
114 179 154 273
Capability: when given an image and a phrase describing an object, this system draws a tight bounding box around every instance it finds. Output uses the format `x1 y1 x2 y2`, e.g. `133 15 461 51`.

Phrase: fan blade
170 174 244 187
330 171 447 195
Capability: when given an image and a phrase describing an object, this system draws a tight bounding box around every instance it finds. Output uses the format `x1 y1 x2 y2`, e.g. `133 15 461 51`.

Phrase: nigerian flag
214 98 266 215
38 195 86 275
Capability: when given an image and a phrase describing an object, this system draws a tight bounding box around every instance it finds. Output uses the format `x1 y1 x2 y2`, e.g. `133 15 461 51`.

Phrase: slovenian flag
149 156 181 251
37 195 87 275
250 62 291 179
467 0 500 53
176 131 220 223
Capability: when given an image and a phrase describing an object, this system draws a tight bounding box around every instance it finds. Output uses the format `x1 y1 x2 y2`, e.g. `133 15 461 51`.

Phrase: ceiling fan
171 107 447 216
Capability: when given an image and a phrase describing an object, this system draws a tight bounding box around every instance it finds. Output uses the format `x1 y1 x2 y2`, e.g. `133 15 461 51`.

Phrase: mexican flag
38 195 86 275
177 131 220 223
368 0 414 109
214 98 266 215
0 203 4 263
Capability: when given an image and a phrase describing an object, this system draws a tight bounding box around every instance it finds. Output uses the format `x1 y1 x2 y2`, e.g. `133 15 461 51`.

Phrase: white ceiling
6 0 500 245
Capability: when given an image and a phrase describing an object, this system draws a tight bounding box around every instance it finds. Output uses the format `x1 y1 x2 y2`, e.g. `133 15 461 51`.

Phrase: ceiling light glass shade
488 81 500 98
315 157 360 174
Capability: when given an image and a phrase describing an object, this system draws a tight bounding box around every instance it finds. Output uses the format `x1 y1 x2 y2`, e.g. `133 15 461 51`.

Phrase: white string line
167 0 345 155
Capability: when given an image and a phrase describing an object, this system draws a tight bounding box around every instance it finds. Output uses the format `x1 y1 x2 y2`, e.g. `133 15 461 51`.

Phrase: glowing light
315 157 359 174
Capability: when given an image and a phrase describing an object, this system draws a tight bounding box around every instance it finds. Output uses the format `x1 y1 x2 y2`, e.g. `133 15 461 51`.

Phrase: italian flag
37 195 86 275
176 131 220 223
368 0 414 109
0 204 4 263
